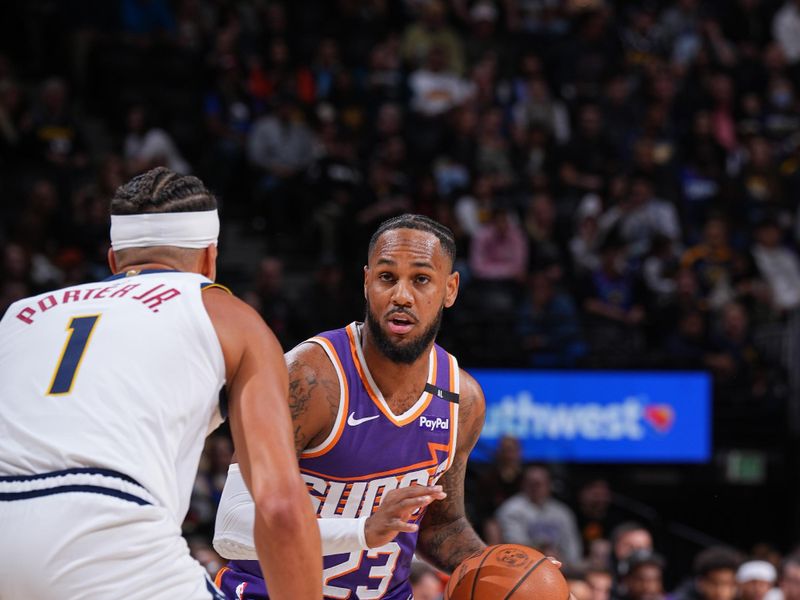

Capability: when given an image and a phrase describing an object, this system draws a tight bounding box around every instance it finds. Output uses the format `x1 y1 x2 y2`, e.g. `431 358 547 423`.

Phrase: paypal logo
419 416 449 431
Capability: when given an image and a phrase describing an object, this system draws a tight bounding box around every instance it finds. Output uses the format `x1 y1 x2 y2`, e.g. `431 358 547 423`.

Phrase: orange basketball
445 544 569 600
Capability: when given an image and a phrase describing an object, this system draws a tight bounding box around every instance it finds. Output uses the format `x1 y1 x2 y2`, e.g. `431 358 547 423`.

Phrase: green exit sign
724 450 767 485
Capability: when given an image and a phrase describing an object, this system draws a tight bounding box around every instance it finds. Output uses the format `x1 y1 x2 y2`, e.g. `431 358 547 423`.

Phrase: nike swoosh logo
347 412 380 426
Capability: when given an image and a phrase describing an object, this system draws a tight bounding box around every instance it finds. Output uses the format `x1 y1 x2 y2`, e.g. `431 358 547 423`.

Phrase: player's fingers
545 556 562 568
394 495 439 510
388 519 419 532
383 485 443 503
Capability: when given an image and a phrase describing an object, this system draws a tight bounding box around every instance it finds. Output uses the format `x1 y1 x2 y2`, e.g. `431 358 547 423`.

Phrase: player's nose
391 279 413 306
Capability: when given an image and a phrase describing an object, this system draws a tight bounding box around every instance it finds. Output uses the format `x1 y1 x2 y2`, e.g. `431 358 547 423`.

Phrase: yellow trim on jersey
201 283 233 295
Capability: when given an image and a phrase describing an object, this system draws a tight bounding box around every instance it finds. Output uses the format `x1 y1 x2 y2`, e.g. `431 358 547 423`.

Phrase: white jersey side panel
0 271 226 523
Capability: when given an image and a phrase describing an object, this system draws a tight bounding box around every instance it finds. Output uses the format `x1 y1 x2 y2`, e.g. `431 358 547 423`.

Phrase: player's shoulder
458 369 485 409
201 285 280 353
456 368 486 444
201 285 259 325
285 336 339 385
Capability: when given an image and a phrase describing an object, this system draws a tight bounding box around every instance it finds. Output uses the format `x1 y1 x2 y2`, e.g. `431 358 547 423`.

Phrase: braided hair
110 167 216 215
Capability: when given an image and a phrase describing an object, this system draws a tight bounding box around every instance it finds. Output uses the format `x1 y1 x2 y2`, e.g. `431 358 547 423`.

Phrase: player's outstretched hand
364 485 447 548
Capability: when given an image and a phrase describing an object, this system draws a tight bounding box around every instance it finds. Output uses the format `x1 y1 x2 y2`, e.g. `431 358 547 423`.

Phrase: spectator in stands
751 218 800 313
575 479 624 555
496 465 583 565
409 561 444 600
588 568 615 600
25 77 88 175
737 137 786 227
678 111 727 235
516 269 585 367
559 103 618 198
704 301 766 397
772 0 800 64
0 78 23 164
774 554 800 600
247 93 316 233
737 560 777 600
473 435 524 543
408 45 474 118
682 216 737 309
580 233 646 363
524 192 564 269
123 105 190 175
244 256 303 350
402 0 464 74
512 76 570 145
599 173 681 259
566 567 594 600
616 550 667 600
611 522 655 578
570 194 604 276
664 308 710 368
247 93 315 184
673 547 742 600
469 207 529 284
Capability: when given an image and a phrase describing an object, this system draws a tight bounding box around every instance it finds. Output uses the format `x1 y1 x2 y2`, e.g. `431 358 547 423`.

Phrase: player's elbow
252 479 311 533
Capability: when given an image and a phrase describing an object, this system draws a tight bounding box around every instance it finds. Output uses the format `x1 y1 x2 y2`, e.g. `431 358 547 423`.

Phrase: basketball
445 544 569 600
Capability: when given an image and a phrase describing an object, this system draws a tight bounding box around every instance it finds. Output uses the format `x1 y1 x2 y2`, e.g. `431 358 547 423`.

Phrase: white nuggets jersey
0 270 226 523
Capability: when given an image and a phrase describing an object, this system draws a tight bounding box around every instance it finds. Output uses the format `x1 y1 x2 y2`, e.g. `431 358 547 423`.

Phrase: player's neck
114 262 180 274
360 330 432 396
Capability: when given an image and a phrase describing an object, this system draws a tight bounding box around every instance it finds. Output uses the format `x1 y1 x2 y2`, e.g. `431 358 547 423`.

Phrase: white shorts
0 468 224 600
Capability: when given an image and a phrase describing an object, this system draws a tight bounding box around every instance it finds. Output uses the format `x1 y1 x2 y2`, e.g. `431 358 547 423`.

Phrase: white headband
110 210 220 251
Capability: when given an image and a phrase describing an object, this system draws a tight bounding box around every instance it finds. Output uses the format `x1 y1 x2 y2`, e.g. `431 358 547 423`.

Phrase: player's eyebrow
411 261 435 269
375 258 435 269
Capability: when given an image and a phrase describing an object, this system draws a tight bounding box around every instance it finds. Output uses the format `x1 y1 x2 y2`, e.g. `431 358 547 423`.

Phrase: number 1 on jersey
48 315 101 395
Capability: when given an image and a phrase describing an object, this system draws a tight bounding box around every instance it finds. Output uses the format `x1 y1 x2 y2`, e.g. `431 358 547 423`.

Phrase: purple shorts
216 561 266 600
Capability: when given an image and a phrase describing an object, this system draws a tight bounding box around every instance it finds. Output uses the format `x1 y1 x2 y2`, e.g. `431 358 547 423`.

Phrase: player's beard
365 299 443 364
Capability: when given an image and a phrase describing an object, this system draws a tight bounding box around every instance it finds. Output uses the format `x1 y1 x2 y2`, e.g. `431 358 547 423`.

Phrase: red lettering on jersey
142 288 181 312
110 284 140 298
132 284 164 300
62 290 81 303
82 288 100 300
16 306 35 324
38 295 57 312
92 286 115 299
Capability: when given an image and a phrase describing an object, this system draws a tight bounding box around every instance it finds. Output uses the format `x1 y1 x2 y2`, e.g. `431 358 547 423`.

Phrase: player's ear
363 265 369 300
204 244 218 282
444 269 459 308
107 248 118 274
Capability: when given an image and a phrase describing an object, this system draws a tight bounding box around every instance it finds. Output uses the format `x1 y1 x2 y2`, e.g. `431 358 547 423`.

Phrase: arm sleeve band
212 463 371 559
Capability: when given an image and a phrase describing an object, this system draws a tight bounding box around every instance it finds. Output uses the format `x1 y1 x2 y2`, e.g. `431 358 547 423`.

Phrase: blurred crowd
3 0 800 593
187 431 800 600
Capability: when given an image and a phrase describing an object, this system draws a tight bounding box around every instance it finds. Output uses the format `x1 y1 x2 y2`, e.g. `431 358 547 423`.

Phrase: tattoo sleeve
415 373 487 572
286 351 340 457
287 359 318 455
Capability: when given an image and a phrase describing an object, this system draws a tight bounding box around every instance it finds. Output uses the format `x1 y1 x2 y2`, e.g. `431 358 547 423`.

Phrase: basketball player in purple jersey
214 214 488 599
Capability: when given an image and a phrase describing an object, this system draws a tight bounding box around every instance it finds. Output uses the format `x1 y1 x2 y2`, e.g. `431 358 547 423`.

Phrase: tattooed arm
415 370 487 572
284 342 341 456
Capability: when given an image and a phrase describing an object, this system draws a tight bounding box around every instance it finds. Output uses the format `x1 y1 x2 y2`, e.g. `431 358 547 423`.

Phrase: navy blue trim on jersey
0 485 151 505
205 573 226 600
218 387 229 420
0 467 144 488
103 268 179 282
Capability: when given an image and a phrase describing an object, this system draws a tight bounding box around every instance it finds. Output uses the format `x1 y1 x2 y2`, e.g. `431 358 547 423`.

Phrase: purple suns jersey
222 322 460 600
